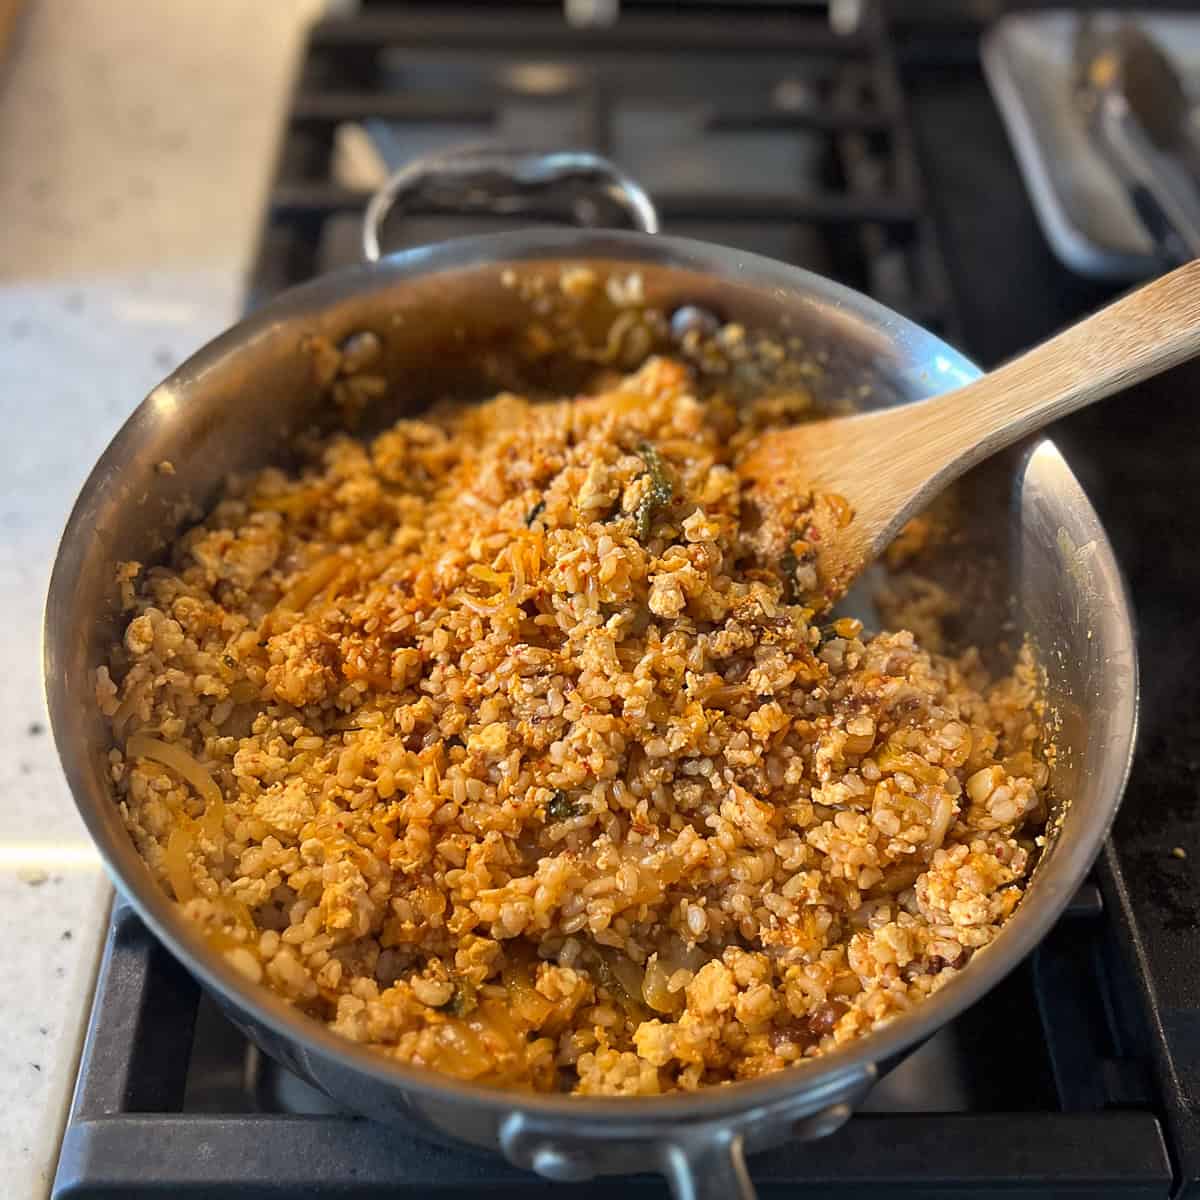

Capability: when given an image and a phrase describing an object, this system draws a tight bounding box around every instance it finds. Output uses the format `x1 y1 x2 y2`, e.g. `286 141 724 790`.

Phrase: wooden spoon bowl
737 259 1200 611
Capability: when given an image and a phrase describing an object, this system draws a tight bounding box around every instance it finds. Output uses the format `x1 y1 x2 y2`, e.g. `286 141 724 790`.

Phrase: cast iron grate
246 0 958 342
52 886 1172 1198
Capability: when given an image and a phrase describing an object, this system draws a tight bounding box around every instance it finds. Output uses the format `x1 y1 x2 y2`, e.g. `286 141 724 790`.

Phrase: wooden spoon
737 258 1200 611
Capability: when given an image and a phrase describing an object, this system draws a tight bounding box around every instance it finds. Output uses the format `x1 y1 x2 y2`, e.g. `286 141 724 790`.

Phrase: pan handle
362 145 659 261
658 1099 857 1200
660 1130 757 1200
498 1071 872 1200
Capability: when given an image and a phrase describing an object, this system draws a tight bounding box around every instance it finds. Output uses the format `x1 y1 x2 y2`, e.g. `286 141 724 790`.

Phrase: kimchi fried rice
98 353 1050 1095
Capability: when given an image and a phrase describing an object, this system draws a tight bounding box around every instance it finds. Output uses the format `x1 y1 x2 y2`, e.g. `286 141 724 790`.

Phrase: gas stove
53 3 1200 1197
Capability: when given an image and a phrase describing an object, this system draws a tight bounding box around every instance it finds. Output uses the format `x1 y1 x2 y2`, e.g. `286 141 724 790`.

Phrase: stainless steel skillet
44 149 1137 1200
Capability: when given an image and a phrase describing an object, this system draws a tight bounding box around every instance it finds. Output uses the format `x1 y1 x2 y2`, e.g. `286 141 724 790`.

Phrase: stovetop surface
54 3 1200 1197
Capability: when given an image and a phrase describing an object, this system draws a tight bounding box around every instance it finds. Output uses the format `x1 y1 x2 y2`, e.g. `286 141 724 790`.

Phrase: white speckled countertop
0 2 323 1193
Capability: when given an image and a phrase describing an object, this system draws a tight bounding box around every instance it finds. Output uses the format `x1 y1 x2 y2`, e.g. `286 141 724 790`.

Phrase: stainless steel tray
983 10 1200 280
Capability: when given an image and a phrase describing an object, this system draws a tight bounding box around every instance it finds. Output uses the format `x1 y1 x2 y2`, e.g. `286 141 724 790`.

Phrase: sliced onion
656 934 708 976
202 798 226 846
434 1021 490 1080
221 894 256 933
642 954 683 1015
271 554 343 622
606 950 646 1005
928 793 957 850
501 966 554 1028
110 690 141 736
126 734 222 810
163 825 196 902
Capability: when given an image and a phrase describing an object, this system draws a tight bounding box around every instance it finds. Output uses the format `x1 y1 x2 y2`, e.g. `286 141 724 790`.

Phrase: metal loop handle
661 1131 757 1200
497 1070 873 1200
361 145 659 261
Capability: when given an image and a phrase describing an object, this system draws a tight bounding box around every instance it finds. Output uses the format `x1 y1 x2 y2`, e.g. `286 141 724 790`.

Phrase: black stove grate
54 889 1173 1199
52 3 1200 1197
247 0 958 341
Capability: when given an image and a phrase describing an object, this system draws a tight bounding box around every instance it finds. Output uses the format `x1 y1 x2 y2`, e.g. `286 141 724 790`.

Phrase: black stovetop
53 3 1200 1198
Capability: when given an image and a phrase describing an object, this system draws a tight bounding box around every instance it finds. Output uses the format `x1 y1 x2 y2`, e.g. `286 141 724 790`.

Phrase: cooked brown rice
99 353 1049 1095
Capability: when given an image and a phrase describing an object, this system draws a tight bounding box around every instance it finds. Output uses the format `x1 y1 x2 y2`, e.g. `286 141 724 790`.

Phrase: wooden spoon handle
919 257 1200 485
